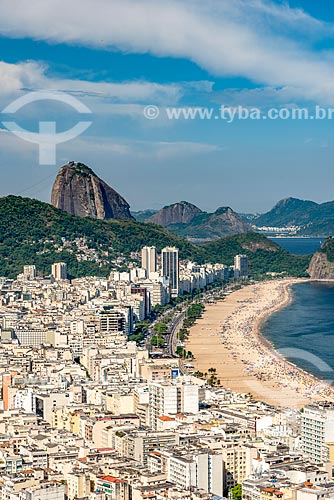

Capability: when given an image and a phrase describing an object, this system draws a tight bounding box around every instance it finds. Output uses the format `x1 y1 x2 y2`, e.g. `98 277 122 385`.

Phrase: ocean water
261 282 334 381
269 237 324 255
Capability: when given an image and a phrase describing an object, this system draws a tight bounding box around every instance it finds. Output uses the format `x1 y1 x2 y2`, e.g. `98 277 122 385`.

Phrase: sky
1 0 334 213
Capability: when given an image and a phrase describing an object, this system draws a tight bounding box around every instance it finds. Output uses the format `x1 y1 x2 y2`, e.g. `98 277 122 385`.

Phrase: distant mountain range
133 197 334 238
131 209 158 222
252 197 334 233
133 201 251 241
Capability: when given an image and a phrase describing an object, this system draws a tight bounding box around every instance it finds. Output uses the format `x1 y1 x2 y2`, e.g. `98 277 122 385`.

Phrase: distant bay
261 281 334 381
269 237 323 255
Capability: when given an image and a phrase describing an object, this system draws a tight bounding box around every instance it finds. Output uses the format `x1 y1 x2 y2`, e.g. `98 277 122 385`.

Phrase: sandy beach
186 279 334 408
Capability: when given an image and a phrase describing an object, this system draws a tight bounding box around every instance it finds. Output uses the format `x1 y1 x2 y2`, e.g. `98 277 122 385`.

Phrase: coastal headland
186 279 334 408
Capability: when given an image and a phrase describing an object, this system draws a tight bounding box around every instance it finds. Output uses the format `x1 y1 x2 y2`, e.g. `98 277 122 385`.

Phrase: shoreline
186 278 334 408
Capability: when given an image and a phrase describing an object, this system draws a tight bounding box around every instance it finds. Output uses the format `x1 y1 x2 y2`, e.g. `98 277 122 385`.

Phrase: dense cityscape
0 247 333 500
2 1 334 500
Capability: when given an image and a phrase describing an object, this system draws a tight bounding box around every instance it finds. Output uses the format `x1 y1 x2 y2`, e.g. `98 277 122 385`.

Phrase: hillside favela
1 2 334 500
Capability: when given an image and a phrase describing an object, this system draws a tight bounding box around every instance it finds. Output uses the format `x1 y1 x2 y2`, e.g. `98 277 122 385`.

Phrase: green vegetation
129 320 150 344
231 484 242 500
300 220 334 237
151 334 164 347
0 196 310 278
175 302 205 358
255 197 319 227
201 232 311 277
319 237 334 262
0 196 200 278
153 322 168 334
166 206 249 240
178 327 189 342
176 346 194 359
193 367 220 385
254 197 334 236
152 303 173 315
207 374 221 386
183 303 205 329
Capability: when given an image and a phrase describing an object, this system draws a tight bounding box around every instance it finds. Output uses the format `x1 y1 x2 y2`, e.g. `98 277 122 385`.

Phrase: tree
151 335 164 347
231 484 242 500
135 320 150 334
176 346 185 357
154 322 167 335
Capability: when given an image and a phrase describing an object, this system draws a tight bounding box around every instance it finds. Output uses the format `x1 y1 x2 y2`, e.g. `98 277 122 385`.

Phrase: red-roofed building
96 475 127 499
157 414 176 431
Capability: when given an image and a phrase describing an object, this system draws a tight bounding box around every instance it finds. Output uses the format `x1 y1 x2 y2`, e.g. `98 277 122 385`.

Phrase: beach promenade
186 279 334 408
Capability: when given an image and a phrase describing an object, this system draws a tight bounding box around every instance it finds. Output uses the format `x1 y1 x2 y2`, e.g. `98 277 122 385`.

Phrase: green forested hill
201 232 310 276
0 196 310 278
254 197 334 234
319 237 334 262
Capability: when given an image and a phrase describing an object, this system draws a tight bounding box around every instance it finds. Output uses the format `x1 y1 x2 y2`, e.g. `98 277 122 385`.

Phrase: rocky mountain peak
148 201 203 226
51 162 133 220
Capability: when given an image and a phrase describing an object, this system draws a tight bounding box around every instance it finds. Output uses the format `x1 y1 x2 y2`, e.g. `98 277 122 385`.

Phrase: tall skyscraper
234 254 248 278
51 262 68 280
141 246 157 277
161 247 179 297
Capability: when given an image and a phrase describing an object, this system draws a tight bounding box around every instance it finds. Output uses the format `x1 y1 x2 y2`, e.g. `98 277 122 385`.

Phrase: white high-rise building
149 381 199 429
51 262 67 280
302 404 334 463
161 247 179 297
141 246 157 277
234 254 248 278
164 449 224 497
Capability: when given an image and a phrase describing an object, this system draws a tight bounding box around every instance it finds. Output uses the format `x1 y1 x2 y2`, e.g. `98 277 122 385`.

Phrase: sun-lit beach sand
186 279 334 408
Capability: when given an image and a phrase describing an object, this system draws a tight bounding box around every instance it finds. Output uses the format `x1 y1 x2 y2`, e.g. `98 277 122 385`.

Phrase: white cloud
0 61 46 95
0 60 187 104
63 136 222 159
1 0 334 103
0 123 221 162
219 0 331 36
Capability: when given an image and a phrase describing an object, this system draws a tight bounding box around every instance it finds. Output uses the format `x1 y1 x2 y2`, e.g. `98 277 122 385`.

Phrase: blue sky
1 0 334 213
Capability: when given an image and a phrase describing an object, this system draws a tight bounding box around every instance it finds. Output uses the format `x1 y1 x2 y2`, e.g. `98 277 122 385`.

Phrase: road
144 281 247 358
166 309 185 356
